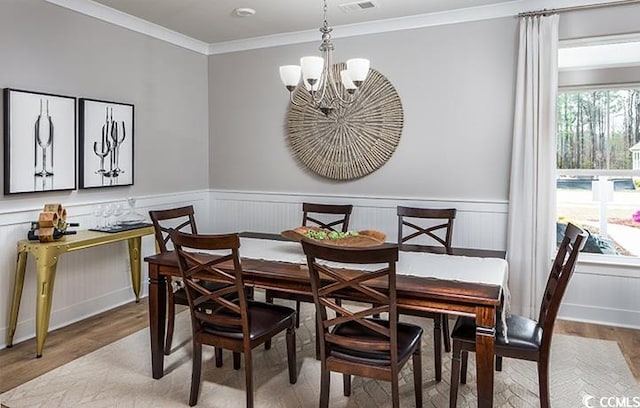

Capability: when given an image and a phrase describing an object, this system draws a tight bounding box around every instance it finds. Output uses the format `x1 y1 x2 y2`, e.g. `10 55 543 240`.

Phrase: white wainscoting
559 256 640 329
209 190 509 250
0 190 210 349
210 189 640 330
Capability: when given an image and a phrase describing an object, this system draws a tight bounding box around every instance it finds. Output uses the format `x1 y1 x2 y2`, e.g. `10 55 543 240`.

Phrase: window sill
575 253 640 278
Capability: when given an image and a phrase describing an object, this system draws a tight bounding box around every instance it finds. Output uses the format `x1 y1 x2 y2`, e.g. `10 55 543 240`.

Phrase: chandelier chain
323 0 328 27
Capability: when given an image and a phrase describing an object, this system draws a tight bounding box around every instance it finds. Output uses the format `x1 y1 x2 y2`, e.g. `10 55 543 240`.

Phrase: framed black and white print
79 98 134 189
3 88 76 194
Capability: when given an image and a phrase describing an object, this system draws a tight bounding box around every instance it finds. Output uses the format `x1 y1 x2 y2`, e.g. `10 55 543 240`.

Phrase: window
556 87 640 259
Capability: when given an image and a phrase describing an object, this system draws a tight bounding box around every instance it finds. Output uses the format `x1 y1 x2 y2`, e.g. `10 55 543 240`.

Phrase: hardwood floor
0 299 150 394
1 299 638 396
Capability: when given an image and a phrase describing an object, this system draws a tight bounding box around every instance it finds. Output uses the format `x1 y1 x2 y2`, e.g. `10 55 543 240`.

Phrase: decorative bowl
281 226 386 247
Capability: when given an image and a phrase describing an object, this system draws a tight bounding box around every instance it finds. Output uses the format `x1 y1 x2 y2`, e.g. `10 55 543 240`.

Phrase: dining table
144 232 508 408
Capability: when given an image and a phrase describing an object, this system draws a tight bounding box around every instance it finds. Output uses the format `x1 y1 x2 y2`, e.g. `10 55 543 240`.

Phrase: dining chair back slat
303 246 396 352
397 206 456 254
149 206 198 253
538 222 587 347
170 232 248 334
303 203 353 232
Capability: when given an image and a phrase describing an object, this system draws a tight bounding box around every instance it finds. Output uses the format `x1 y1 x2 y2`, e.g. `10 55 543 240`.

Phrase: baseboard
0 287 141 349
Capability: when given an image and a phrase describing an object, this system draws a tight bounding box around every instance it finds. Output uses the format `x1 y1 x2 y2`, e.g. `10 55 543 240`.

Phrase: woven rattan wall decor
286 64 403 180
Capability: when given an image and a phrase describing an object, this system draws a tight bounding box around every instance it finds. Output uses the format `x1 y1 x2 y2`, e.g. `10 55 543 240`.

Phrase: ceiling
90 0 519 44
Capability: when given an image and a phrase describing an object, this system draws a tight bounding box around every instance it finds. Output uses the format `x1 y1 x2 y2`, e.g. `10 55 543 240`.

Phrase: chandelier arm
288 92 307 108
325 49 350 105
329 76 356 105
317 22 357 106
308 48 332 108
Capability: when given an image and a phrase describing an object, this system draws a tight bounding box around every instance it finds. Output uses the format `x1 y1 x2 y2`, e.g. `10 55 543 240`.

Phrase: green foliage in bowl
304 230 359 240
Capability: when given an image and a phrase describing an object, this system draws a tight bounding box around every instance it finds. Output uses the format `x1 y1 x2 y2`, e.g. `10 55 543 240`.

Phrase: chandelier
278 0 371 115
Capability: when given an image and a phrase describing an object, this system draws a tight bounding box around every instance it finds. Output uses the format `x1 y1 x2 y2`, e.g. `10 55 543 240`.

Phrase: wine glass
122 197 145 224
102 204 114 228
111 202 124 227
93 205 105 228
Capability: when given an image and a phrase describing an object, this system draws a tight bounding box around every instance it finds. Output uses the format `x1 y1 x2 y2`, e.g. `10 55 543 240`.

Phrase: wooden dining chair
149 205 201 355
266 202 354 329
149 205 238 359
449 222 587 408
396 205 456 382
301 240 423 408
170 230 298 408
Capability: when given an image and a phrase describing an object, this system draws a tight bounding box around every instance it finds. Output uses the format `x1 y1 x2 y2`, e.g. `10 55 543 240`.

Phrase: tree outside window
556 87 640 258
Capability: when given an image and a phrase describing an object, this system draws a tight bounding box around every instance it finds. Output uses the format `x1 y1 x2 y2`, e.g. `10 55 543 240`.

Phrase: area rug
1 301 638 408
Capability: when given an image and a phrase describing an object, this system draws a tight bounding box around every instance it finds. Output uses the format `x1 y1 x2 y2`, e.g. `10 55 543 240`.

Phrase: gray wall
208 3 640 202
0 0 210 349
209 18 519 202
0 0 210 209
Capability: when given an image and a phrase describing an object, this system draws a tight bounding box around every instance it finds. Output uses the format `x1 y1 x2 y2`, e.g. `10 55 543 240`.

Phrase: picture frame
3 88 77 195
79 98 134 189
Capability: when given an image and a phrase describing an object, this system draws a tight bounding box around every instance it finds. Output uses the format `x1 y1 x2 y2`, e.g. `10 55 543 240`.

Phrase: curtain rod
518 0 640 17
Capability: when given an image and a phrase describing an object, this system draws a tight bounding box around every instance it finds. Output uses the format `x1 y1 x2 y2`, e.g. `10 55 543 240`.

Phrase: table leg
6 251 28 347
34 250 59 358
148 263 167 379
475 306 496 408
127 237 142 302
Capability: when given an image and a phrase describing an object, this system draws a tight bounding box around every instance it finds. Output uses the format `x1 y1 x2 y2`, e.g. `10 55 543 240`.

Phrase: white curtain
506 14 559 319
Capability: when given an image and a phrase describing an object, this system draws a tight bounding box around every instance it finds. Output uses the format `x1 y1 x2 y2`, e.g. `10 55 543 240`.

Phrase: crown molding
43 0 210 54
207 0 631 54
45 0 633 56
208 0 523 55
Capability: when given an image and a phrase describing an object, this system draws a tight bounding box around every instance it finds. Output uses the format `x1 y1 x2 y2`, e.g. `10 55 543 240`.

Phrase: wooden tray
281 227 386 247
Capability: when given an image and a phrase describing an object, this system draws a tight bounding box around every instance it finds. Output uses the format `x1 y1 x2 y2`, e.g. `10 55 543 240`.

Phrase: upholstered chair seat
201 301 298 341
451 315 542 351
330 318 423 366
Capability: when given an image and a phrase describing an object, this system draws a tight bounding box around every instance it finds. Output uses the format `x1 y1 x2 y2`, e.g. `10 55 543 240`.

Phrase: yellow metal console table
6 226 154 357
